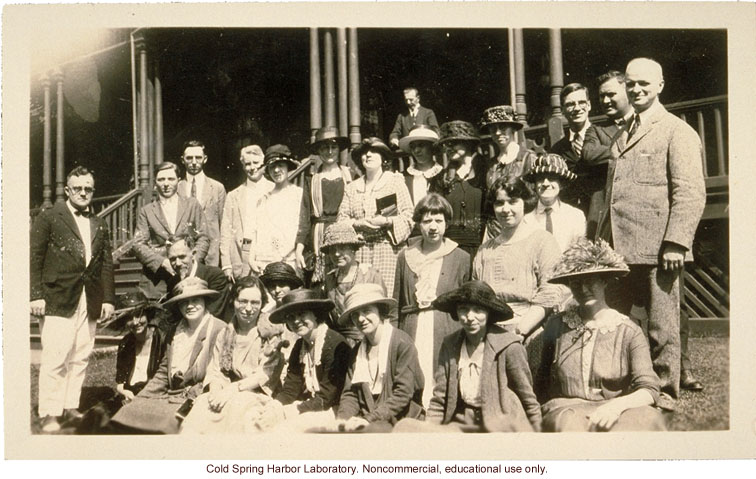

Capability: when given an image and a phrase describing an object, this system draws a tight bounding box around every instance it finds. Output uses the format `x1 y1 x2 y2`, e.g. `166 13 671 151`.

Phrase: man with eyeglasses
177 140 226 267
548 82 594 213
30 166 116 433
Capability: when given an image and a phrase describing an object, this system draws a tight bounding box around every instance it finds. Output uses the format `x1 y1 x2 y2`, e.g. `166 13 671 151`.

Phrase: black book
375 193 398 216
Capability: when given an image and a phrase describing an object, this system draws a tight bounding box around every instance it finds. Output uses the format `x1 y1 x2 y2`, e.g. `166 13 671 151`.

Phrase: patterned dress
337 172 414 294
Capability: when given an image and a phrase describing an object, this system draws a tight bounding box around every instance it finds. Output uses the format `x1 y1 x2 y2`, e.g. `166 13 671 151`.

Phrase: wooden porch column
309 28 322 141
41 74 53 208
547 28 565 144
347 28 361 147
136 36 151 191
53 68 66 203
323 30 337 127
147 73 155 178
154 60 164 165
337 28 349 164
512 29 528 125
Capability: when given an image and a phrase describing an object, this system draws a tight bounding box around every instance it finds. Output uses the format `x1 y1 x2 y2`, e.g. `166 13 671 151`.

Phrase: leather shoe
62 408 84 426
680 371 704 392
40 415 61 433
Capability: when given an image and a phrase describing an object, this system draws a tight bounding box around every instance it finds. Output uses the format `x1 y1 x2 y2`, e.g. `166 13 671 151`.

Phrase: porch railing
96 188 144 260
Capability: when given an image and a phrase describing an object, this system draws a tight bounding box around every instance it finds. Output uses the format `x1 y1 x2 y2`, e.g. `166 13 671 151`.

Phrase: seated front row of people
102 238 665 433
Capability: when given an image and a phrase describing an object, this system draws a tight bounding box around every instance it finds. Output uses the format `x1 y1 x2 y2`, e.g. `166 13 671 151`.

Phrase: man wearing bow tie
30 167 116 432
597 58 706 405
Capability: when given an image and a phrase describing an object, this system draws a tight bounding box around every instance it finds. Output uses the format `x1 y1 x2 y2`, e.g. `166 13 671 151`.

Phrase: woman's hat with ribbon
260 262 304 290
523 153 577 183
437 121 480 147
263 144 299 174
350 137 394 165
310 126 350 154
338 283 398 326
548 237 630 285
269 288 336 324
479 105 524 131
161 277 220 308
432 281 514 324
399 126 440 154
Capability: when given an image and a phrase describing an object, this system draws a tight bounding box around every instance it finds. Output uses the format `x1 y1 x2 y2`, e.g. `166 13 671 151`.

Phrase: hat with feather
549 238 630 285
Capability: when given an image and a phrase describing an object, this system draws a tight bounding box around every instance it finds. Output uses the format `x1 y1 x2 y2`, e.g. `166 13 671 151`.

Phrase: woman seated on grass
180 275 288 434
110 278 225 434
536 238 666 432
395 281 541 432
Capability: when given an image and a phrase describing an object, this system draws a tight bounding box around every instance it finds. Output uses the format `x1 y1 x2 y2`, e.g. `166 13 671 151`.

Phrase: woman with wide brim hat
479 105 539 241
250 144 304 275
337 137 414 296
521 153 586 253
535 238 666 432
110 278 226 434
259 288 351 430
295 127 353 284
320 221 386 346
398 126 445 211
332 283 424 432
395 280 542 433
435 121 488 257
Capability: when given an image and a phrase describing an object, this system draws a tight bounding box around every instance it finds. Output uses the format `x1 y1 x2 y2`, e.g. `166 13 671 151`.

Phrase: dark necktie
544 207 553 234
627 114 641 140
74 209 91 218
191 178 197 198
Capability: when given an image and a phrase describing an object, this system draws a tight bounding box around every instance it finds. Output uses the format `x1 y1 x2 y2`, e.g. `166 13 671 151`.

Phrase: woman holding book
337 137 414 295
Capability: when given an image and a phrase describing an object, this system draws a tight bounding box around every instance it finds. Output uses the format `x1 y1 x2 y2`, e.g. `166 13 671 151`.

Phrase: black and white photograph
3 0 756 465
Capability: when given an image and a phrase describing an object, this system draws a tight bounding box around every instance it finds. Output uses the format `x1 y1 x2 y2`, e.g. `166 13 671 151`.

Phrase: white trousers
38 293 96 417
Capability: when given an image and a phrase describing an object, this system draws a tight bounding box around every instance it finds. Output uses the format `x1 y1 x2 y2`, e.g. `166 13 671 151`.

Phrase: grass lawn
29 335 729 434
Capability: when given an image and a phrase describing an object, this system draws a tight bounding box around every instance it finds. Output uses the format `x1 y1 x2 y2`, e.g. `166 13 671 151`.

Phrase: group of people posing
31 56 706 434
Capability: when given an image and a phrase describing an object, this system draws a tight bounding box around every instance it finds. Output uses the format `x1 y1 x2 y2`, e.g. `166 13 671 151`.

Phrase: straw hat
351 137 394 165
548 238 630 285
398 126 440 153
479 105 524 131
310 126 349 153
268 289 335 324
321 222 364 253
523 153 577 182
437 121 480 147
337 283 397 325
260 262 303 289
432 281 514 324
161 277 220 308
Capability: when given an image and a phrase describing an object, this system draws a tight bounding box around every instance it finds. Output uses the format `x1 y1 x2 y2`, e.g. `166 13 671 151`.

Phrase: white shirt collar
636 99 662 125
498 141 521 165
536 199 561 214
158 193 179 207
186 170 206 182
66 200 89 216
570 120 591 141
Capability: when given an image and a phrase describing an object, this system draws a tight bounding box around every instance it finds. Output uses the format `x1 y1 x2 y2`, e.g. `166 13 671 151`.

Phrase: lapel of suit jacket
175 196 188 233
621 103 666 154
186 316 212 376
238 186 248 232
201 179 215 209
149 200 172 236
57 202 83 242
447 331 465 412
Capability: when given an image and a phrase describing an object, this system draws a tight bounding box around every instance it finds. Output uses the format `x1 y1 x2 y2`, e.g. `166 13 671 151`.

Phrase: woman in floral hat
536 238 666 432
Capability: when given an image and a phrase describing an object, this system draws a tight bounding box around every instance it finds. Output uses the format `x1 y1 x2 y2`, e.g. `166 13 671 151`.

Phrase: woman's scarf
299 322 329 396
404 237 458 309
351 323 394 395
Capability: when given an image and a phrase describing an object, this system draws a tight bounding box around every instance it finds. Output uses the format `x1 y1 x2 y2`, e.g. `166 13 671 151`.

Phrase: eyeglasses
563 100 589 111
183 156 205 162
68 186 95 194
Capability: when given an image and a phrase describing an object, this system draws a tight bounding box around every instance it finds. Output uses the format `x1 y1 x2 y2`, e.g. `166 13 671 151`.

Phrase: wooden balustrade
96 188 143 258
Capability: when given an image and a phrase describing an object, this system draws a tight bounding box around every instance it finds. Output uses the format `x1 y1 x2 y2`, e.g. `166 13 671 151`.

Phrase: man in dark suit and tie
177 140 226 268
388 87 440 148
30 166 116 432
133 161 209 298
165 234 229 319
548 83 595 212
581 71 634 238
597 58 706 405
